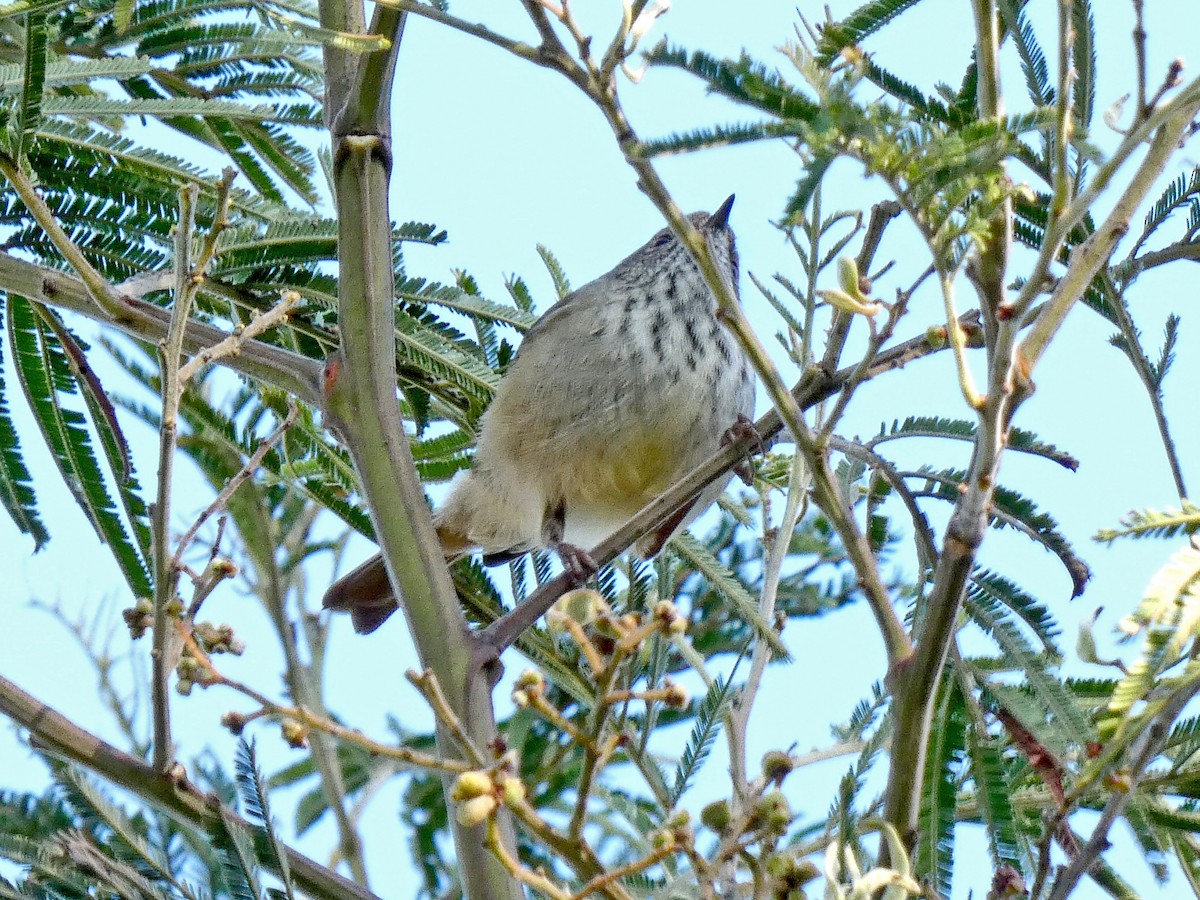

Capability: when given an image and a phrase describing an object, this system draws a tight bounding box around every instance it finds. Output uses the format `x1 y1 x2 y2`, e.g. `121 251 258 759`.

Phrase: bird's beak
708 194 735 230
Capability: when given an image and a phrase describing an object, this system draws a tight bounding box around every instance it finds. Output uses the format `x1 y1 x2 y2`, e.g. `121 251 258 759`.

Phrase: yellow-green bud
499 776 526 806
766 852 794 879
450 770 494 801
665 808 691 830
553 588 603 625
762 750 795 785
837 256 865 299
281 719 309 749
757 791 792 834
455 794 498 827
700 800 732 833
816 288 881 317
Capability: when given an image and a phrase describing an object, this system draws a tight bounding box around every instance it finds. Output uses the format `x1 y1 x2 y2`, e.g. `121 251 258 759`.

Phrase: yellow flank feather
567 428 681 507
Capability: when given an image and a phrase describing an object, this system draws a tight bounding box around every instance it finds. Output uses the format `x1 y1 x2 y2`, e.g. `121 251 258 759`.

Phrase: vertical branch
1132 0 1148 115
316 6 519 897
968 0 1011 329
726 451 809 798
148 182 199 773
1051 0 1075 219
885 77 1200 853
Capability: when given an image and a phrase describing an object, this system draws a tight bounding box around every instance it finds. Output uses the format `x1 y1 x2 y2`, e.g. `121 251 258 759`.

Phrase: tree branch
0 672 380 900
0 251 323 404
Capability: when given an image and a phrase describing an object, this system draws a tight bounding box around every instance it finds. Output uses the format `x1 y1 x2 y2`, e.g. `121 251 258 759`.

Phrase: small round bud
653 600 687 634
450 770 494 802
220 711 248 735
662 680 689 709
281 719 309 749
757 791 792 835
700 800 732 833
766 852 794 879
175 678 193 696
649 828 677 851
512 670 544 707
456 794 498 827
211 557 240 578
553 588 603 626
498 776 526 806
924 325 947 349
665 809 691 830
761 750 795 785
122 605 153 639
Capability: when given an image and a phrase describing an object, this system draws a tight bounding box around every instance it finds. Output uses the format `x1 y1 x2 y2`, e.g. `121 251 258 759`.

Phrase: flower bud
700 800 732 833
761 750 795 785
450 770 494 801
498 775 526 806
281 719 309 749
456 794 498 827
757 791 792 834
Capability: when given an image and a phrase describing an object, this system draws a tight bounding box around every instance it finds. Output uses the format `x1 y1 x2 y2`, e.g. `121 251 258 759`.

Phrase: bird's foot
554 542 598 583
723 413 762 486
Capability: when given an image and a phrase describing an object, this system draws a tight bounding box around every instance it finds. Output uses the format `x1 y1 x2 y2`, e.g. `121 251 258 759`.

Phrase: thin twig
148 182 200 773
1132 0 1148 117
1100 273 1188 500
171 403 300 570
727 449 808 798
176 290 299 384
0 152 130 321
181 632 473 772
0 250 323 404
405 669 487 766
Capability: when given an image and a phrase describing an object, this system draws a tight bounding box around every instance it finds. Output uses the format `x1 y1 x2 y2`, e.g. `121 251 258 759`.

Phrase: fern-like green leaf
669 532 788 658
915 677 965 896
536 244 571 301
1095 502 1200 543
916 466 1090 595
1071 0 1096 132
967 591 1094 744
234 739 292 898
874 415 1078 470
670 673 734 804
645 42 820 124
816 0 924 61
16 11 47 159
966 726 1024 872
7 296 152 594
1000 0 1054 108
969 568 1060 653
0 297 46 547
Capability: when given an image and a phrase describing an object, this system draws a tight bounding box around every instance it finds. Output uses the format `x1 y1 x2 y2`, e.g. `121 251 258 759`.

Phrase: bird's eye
652 232 672 248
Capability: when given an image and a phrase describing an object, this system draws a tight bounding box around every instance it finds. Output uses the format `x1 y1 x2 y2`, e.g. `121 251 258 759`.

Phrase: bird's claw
555 542 598 583
723 413 762 486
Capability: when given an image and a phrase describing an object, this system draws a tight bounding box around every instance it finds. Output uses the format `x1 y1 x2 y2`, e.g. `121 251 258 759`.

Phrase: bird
324 195 756 634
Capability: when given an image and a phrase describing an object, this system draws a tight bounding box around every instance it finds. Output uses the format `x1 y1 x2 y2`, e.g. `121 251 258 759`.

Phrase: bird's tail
322 523 472 634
